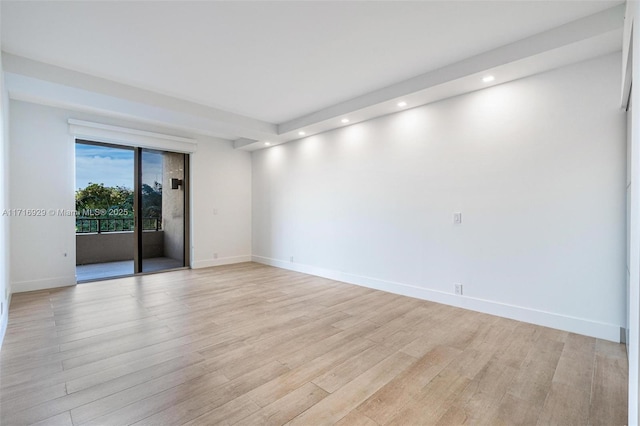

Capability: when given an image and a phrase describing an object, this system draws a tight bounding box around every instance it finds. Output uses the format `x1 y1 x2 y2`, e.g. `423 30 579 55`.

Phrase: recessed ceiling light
397 101 407 107
298 131 306 136
264 142 271 146
482 75 495 83
341 118 349 124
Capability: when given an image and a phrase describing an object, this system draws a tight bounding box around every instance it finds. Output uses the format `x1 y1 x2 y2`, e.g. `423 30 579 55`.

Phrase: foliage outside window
75 182 162 233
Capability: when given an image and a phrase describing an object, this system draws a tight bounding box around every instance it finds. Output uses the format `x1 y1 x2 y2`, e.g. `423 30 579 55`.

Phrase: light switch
453 212 462 224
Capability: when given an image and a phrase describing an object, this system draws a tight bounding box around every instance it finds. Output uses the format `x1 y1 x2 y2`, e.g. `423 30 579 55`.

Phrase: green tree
141 183 162 218
75 183 133 215
75 182 162 232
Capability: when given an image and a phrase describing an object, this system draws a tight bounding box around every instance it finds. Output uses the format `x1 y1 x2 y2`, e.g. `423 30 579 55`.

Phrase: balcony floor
76 257 184 282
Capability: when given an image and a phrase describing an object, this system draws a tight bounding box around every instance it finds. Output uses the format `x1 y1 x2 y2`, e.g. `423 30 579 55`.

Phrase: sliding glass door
75 141 188 282
138 149 187 273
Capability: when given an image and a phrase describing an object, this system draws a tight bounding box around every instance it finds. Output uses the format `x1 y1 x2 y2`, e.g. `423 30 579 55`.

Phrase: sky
75 143 164 190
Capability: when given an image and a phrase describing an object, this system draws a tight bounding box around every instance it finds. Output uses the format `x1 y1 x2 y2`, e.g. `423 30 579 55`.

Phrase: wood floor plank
0 359 63 389
182 393 260 426
60 327 179 370
76 368 229 425
289 351 416 425
356 345 461 424
54 317 157 339
0 262 627 425
398 308 476 358
30 411 73 426
312 343 396 394
234 382 328 426
435 356 519 425
65 343 207 394
385 370 471 425
248 337 375 408
444 343 498 380
0 382 67 415
200 316 349 380
550 333 595 389
70 360 218 425
507 337 564 405
589 353 628 426
536 382 590 426
334 411 379 426
3 354 208 425
0 333 195 397
490 393 542 426
127 361 290 426
276 320 379 370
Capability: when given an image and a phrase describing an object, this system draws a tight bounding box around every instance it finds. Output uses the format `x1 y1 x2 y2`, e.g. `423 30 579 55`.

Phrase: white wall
9 101 76 291
190 133 252 268
9 100 252 292
0 12 11 347
252 52 626 342
625 1 640 423
628 94 638 424
627 83 637 426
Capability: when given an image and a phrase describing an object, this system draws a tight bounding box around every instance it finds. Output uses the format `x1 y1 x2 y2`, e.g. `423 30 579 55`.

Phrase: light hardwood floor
0 262 628 425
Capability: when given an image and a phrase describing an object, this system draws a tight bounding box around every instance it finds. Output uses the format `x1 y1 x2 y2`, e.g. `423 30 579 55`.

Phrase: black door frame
76 140 189 280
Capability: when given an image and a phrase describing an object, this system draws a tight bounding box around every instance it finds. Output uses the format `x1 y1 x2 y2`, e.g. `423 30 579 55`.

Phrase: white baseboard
192 255 252 269
252 255 622 342
12 275 76 293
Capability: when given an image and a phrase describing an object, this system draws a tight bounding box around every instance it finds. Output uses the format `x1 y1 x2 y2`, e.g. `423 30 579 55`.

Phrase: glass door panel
75 141 135 281
140 149 186 273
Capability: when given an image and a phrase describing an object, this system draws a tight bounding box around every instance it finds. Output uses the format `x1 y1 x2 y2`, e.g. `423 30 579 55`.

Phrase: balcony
76 217 183 281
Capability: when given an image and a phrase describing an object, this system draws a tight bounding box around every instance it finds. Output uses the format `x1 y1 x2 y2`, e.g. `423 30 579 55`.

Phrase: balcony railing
76 217 161 234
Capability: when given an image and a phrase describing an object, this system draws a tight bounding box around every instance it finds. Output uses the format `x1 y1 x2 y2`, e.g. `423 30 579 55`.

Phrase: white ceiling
0 0 623 125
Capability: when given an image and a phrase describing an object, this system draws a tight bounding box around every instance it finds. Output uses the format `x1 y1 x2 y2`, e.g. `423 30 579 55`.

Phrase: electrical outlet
213 253 218 259
454 283 463 295
290 256 294 263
